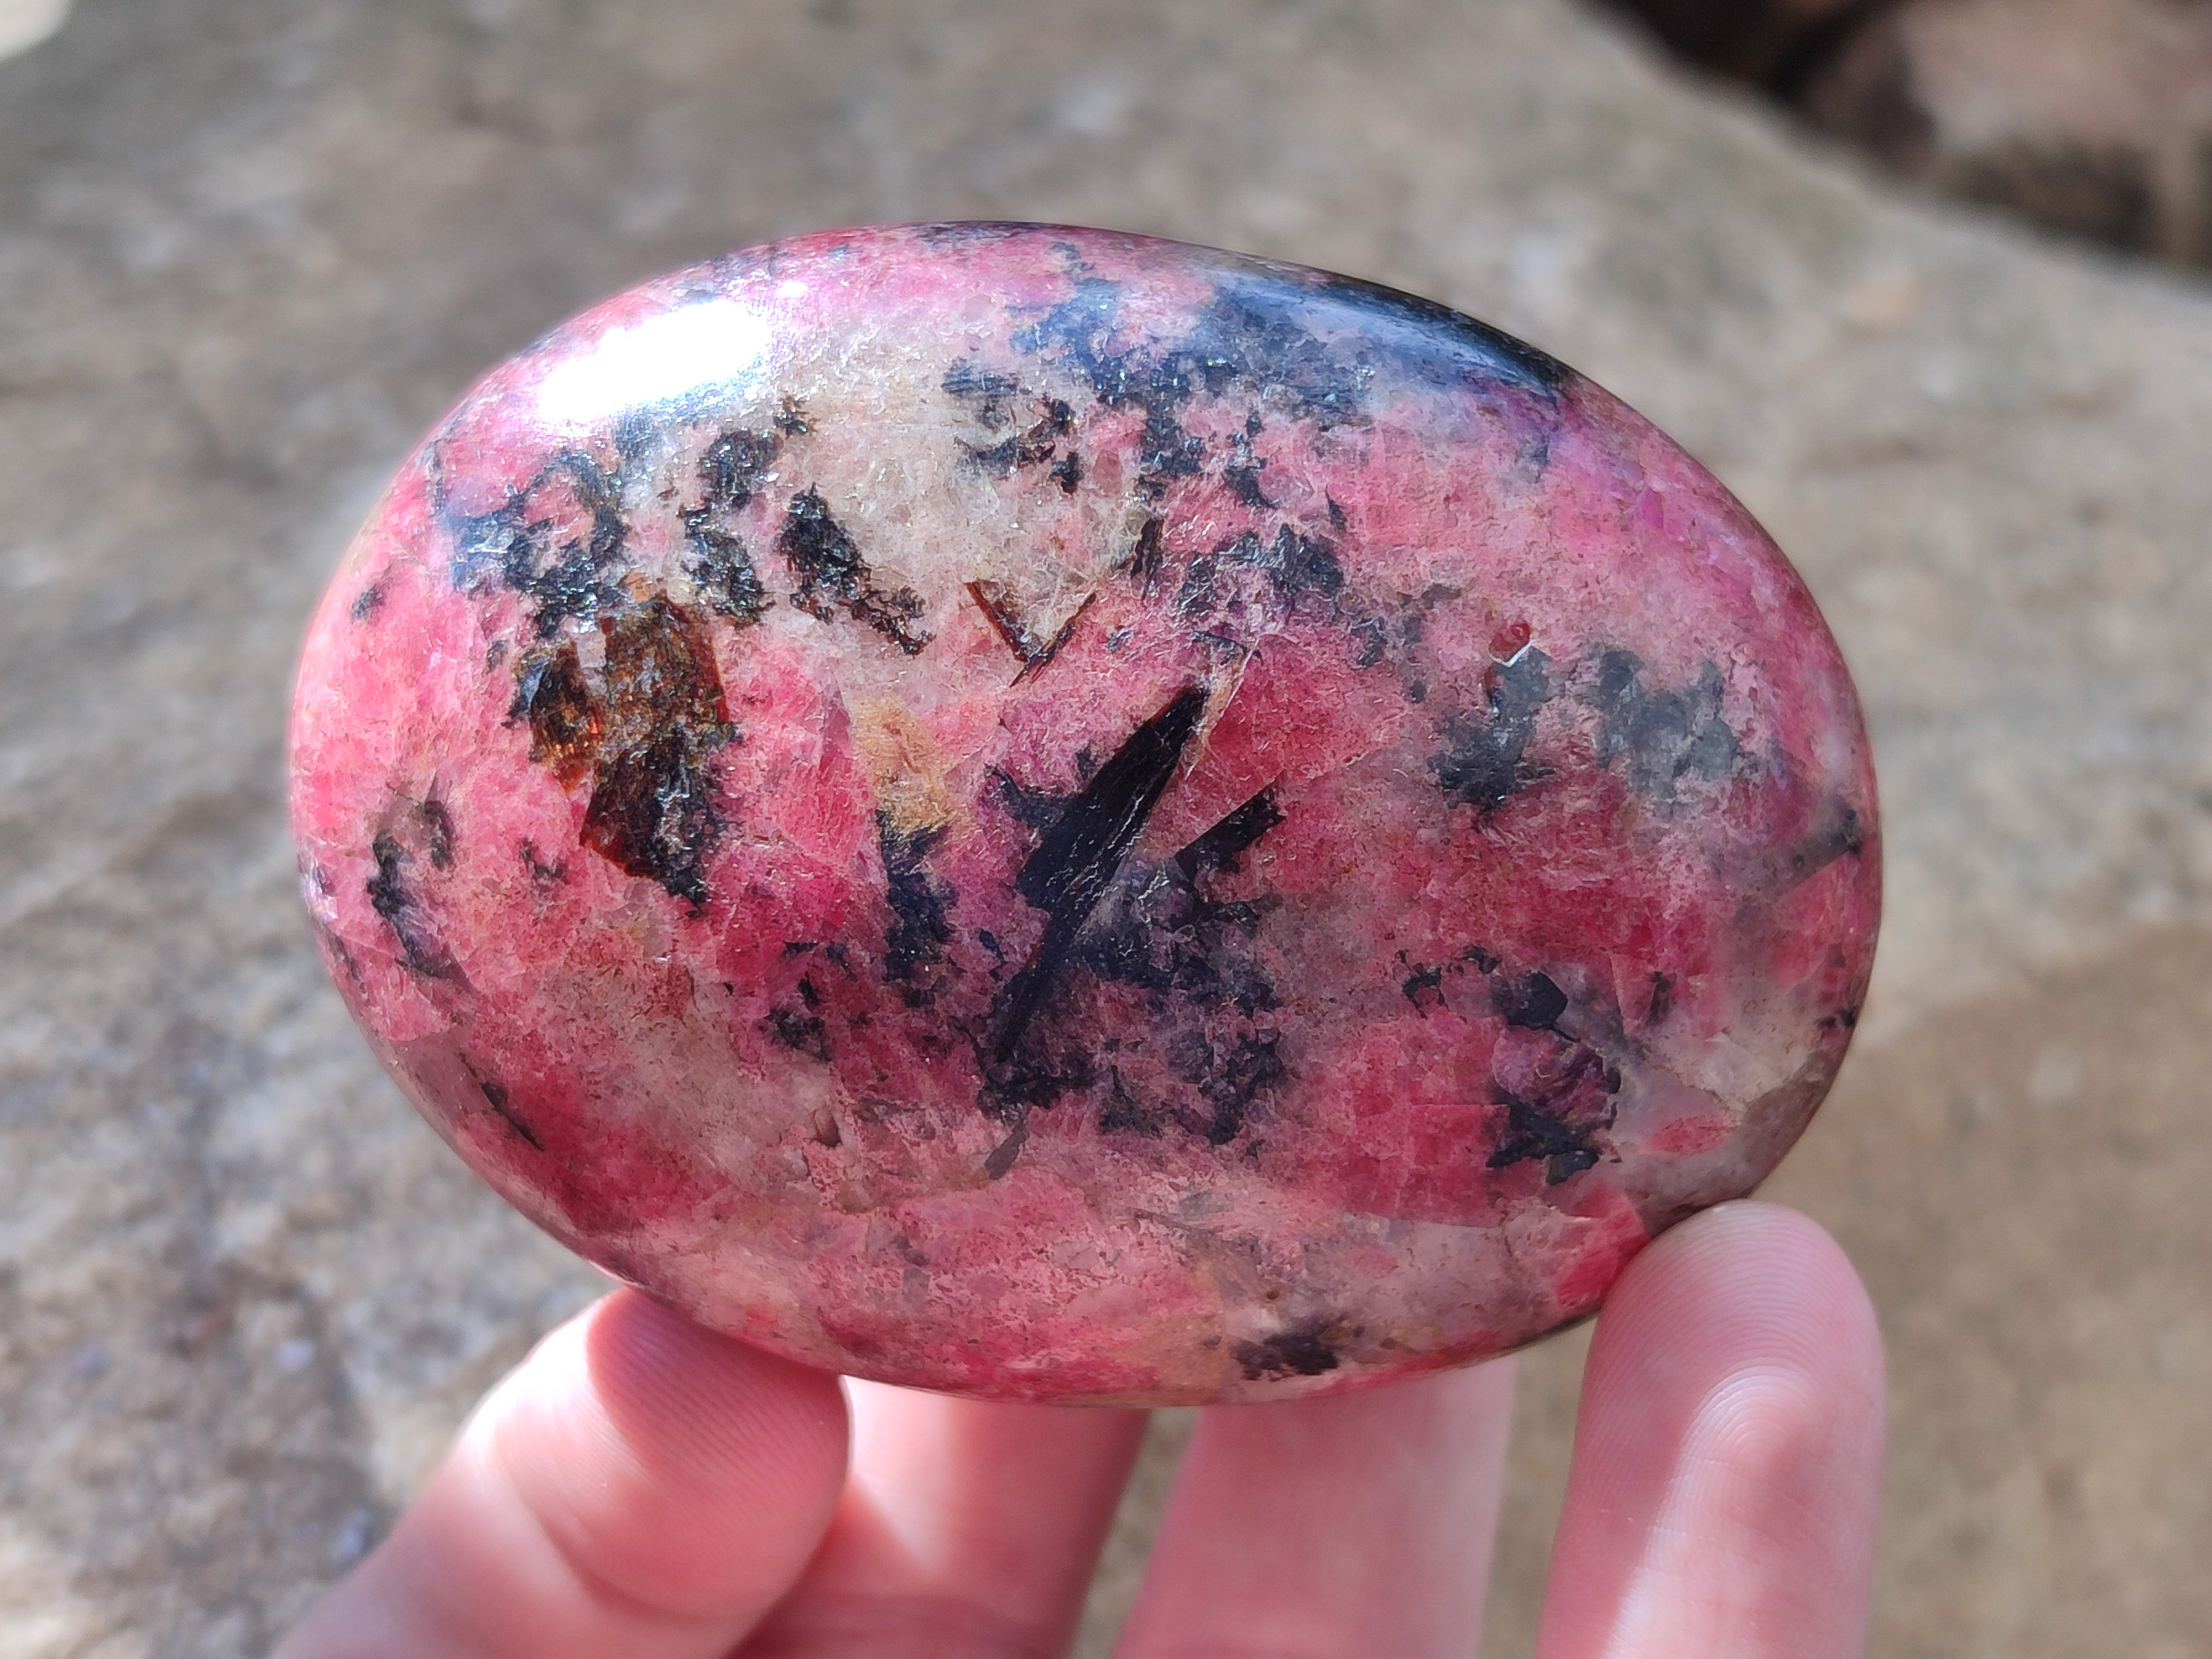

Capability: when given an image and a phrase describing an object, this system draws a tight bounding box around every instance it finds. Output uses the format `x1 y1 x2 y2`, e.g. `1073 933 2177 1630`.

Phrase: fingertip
1600 1202 1884 1399
1536 1203 1886 1659
580 1290 851 1524
279 1294 852 1659
476 1290 850 1626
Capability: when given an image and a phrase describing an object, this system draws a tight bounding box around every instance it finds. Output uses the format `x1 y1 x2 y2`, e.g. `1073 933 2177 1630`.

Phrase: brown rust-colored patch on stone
511 640 603 790
578 597 733 905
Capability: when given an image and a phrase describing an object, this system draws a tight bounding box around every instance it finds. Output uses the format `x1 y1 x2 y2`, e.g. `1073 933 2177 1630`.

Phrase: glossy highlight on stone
290 224 1879 1404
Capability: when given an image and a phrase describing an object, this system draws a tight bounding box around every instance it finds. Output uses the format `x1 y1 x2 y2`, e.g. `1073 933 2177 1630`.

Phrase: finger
742 1384 1147 1657
1112 1358 1516 1659
1535 1201 1885 1659
274 1290 849 1659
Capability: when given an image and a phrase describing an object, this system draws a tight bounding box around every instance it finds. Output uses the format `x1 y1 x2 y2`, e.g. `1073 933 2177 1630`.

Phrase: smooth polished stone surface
291 224 1877 1403
291 225 1879 1402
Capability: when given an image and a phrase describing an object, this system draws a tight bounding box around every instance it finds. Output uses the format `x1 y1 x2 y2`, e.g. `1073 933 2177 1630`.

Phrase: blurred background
1613 0 2212 269
3 0 2211 1654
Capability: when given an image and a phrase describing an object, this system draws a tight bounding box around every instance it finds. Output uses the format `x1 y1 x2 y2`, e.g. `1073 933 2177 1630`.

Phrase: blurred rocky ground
3 1 2211 1655
1613 0 2212 268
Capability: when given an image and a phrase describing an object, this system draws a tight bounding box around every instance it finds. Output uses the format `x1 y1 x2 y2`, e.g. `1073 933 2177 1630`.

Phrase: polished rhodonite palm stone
291 224 1878 1405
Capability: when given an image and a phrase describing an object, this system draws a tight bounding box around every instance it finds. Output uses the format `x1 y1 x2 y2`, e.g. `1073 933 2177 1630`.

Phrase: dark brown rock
1600 0 1867 85
1799 0 2212 262
1616 0 2212 265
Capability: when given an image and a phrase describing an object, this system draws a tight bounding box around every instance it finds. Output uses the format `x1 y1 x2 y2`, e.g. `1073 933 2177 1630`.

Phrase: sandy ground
3 2 2210 1654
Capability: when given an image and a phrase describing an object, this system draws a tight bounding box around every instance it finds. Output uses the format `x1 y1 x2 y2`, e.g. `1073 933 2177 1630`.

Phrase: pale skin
275 1200 1884 1659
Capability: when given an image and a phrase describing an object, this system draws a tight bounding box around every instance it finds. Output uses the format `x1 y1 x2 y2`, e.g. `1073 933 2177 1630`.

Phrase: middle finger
742 1381 1147 1658
1112 1358 1516 1659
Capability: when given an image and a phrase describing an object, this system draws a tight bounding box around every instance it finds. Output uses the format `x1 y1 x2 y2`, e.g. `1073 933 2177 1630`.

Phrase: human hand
274 1199 1882 1658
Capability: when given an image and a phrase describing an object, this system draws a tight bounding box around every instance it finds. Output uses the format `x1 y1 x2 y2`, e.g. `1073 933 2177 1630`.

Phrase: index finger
274 1290 849 1659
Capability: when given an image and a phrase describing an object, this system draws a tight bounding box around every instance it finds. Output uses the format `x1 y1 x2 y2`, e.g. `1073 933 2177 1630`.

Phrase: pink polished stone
290 224 1877 1404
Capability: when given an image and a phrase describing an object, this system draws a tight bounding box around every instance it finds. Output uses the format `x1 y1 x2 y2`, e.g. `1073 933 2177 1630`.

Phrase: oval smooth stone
291 223 1879 1405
